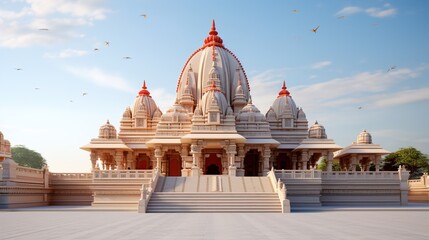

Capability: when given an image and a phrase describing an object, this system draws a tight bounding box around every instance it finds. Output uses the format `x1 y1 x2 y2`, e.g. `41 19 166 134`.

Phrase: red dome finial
138 80 151 96
203 19 224 48
277 81 290 98
210 19 217 36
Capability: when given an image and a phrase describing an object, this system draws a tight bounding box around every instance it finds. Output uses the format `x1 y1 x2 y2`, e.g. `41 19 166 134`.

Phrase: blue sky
1 0 428 172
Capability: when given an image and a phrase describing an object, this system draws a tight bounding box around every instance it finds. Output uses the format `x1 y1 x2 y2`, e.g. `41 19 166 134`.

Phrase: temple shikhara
2 21 424 212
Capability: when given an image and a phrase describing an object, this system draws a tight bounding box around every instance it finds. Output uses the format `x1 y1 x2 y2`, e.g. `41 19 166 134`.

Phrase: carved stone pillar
301 151 308 170
126 152 134 170
226 144 237 176
154 147 163 171
115 151 123 170
351 154 357 172
292 154 297 170
90 151 98 170
262 145 271 175
375 155 381 172
190 142 202 176
236 144 245 176
327 151 334 172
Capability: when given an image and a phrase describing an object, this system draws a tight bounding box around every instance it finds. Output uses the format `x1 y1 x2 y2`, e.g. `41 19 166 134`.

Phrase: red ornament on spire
277 81 290 98
138 80 151 96
203 19 224 48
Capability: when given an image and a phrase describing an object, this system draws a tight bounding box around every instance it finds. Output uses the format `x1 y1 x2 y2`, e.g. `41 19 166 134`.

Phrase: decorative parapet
321 171 399 180
50 173 93 181
93 170 153 179
275 170 322 179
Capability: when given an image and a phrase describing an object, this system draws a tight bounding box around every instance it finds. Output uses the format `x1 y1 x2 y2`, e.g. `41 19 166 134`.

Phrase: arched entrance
136 153 151 170
205 153 222 175
244 149 260 176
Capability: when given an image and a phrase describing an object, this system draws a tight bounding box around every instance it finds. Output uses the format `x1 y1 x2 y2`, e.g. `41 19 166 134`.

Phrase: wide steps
147 192 281 213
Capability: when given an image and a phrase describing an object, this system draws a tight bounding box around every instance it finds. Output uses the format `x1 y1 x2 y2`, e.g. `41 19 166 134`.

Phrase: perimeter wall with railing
1 158 426 209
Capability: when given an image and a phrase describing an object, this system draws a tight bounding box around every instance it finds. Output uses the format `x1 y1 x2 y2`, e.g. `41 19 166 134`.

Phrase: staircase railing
138 169 160 213
267 167 290 213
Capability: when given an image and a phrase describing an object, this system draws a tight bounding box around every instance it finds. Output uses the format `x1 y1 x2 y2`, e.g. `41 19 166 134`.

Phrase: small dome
308 121 327 139
161 104 190 122
99 120 117 139
271 82 298 120
132 81 160 119
266 107 277 121
237 99 265 122
357 130 372 144
201 83 228 115
298 107 306 120
122 107 132 118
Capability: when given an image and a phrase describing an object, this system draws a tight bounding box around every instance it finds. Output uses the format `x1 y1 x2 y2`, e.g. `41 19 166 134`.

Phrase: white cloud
311 61 332 69
336 6 363 16
44 49 88 59
373 87 429 107
65 66 134 93
365 8 397 18
291 67 420 110
0 0 108 48
336 5 396 18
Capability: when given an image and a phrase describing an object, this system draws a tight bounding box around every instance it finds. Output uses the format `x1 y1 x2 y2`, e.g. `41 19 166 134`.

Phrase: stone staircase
146 176 282 213
147 192 281 213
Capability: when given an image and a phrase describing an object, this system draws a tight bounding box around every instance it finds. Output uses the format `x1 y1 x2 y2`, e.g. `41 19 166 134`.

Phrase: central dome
176 20 250 114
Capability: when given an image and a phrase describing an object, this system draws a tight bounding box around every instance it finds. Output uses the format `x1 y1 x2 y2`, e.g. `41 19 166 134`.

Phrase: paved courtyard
0 208 428 240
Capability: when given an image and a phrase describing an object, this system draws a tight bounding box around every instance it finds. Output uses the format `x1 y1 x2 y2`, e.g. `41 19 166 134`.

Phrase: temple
2 21 424 212
81 20 388 176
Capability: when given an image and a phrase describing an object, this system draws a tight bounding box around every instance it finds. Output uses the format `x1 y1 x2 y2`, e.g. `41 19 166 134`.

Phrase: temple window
282 118 293 128
208 112 220 124
136 118 147 128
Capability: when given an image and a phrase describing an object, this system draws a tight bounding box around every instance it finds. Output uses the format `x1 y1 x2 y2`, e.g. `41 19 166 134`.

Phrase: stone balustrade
274 170 322 179
322 171 399 179
93 170 153 179
50 173 93 181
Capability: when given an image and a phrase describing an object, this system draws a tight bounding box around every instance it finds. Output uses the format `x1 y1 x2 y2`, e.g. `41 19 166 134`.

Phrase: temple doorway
136 153 151 170
276 153 292 170
244 149 260 176
205 153 222 175
169 157 181 176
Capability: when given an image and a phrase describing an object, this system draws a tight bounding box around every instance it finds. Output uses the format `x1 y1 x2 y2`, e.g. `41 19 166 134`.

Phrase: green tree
11 145 47 169
317 158 342 171
382 147 429 178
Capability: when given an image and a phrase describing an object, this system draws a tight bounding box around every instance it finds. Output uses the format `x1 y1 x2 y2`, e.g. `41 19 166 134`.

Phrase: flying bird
358 106 363 110
292 9 300 14
311 26 320 33
338 16 346 20
38 28 49 31
141 14 147 19
15 68 22 71
105 41 110 46
82 92 88 96
69 100 74 103
387 66 396 72
123 56 131 59
94 48 99 51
